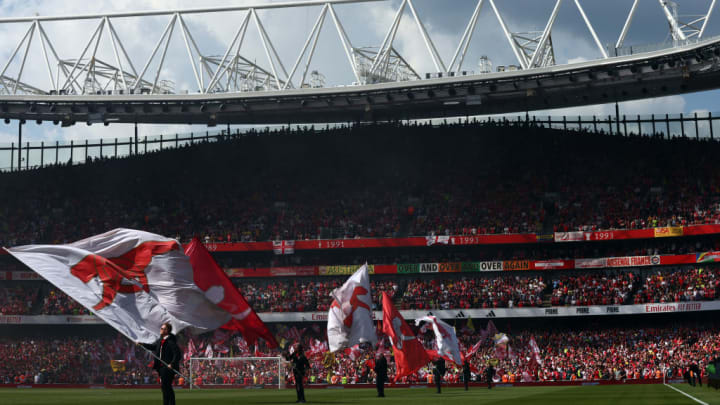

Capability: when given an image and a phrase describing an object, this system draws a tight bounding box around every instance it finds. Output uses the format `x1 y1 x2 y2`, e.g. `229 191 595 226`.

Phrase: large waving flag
415 315 462 365
528 336 543 367
327 264 376 352
185 238 278 348
6 229 231 343
381 292 430 381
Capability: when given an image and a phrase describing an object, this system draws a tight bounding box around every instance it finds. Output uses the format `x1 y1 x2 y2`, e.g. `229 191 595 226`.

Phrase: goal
188 356 284 389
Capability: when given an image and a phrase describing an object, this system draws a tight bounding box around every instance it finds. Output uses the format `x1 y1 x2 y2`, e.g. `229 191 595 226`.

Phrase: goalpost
189 356 284 390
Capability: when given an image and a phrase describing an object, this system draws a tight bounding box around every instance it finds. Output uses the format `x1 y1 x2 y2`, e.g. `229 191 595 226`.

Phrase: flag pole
135 342 199 390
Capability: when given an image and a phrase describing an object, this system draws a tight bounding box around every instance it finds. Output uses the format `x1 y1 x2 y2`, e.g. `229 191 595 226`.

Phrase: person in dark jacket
690 363 702 387
433 358 446 393
485 364 495 389
284 345 310 403
463 360 471 391
374 354 388 397
140 322 182 405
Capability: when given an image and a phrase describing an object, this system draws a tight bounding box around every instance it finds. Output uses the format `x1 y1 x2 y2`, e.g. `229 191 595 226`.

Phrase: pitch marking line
664 383 709 405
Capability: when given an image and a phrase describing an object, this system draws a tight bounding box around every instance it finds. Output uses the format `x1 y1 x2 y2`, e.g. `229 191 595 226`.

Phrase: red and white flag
464 338 484 359
528 336 543 366
6 229 230 343
415 315 462 365
344 344 363 361
185 238 279 348
204 344 214 359
327 264 377 352
185 338 198 362
272 240 295 255
306 339 328 358
381 292 430 381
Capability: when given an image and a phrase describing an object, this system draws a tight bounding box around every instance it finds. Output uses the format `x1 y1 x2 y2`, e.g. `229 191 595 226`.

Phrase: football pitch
0 384 718 405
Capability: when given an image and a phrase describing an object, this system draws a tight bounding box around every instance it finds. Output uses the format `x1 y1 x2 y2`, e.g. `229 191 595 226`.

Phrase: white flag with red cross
327 264 377 352
6 228 231 343
415 315 462 365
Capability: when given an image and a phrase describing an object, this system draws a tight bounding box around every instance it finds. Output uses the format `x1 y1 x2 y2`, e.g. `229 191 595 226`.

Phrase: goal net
189 357 284 389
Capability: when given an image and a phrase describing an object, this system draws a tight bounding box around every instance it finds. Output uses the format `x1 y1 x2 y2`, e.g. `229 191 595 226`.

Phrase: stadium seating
1 322 717 385
2 266 718 315
1 123 719 246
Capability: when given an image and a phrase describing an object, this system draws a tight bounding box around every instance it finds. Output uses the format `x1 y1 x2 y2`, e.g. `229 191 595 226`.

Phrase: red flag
465 338 484 359
381 292 430 381
185 238 278 348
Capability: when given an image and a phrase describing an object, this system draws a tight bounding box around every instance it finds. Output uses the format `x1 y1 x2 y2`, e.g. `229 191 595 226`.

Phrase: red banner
606 256 660 267
207 224 720 253
0 271 43 280
683 224 720 236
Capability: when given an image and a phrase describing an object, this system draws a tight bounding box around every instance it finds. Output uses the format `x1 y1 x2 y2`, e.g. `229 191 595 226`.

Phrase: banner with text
3 302 719 324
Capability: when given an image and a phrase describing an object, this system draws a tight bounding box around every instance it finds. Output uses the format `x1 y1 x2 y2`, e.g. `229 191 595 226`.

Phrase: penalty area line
663 383 709 405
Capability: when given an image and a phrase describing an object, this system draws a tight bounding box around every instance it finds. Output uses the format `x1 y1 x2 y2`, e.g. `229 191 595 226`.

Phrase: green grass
0 384 719 405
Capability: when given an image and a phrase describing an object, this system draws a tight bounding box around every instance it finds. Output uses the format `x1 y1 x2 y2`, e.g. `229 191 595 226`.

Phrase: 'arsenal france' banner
6 228 231 343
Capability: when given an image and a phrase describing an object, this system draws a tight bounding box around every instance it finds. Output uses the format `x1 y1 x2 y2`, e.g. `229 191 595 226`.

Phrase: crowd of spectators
41 287 92 315
238 279 340 312
0 285 36 315
634 267 720 304
549 272 636 306
1 122 720 247
462 325 720 384
1 321 719 386
399 276 546 309
2 266 719 316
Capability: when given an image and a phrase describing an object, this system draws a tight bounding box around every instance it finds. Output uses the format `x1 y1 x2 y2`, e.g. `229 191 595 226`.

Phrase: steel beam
0 0 385 23
616 0 639 49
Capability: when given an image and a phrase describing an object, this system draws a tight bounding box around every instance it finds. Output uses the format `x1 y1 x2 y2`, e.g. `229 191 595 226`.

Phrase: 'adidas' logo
486 311 496 318
455 311 466 318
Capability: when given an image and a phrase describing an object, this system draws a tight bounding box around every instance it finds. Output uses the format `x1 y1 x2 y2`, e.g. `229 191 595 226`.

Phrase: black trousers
464 376 469 391
294 372 305 402
159 369 176 405
435 373 442 393
376 376 385 397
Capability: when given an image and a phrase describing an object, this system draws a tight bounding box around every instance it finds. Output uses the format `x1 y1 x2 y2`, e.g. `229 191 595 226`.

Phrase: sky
0 0 717 149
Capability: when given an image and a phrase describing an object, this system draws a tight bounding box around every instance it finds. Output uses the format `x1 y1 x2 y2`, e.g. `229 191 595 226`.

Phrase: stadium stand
1 318 718 386
1 122 719 247
2 122 720 389
2 265 719 315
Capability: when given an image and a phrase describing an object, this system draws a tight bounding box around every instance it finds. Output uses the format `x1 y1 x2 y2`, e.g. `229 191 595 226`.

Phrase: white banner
575 258 608 269
476 261 504 272
258 301 720 322
419 263 439 273
3 301 719 324
554 232 587 242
